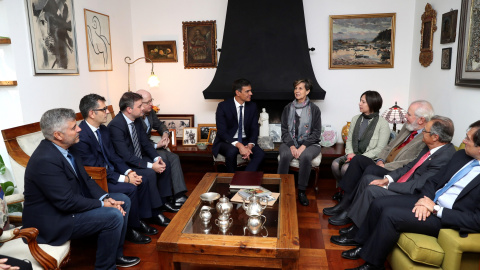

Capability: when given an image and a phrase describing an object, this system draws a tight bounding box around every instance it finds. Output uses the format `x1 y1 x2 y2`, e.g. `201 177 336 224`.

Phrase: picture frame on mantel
182 20 217 69
157 114 194 138
84 9 113 71
455 0 480 87
329 13 396 69
143 41 178 63
26 0 79 75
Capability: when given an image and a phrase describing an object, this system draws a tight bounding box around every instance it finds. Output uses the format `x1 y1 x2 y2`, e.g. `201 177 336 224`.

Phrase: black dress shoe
339 225 355 235
126 228 151 244
116 256 140 268
328 210 352 226
323 203 345 216
341 246 362 260
139 220 158 235
151 213 171 226
298 191 309 206
332 191 343 201
330 234 360 246
173 194 188 207
345 262 385 270
161 202 181 212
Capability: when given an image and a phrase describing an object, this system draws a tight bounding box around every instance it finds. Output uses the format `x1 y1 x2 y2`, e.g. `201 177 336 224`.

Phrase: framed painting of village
329 13 396 69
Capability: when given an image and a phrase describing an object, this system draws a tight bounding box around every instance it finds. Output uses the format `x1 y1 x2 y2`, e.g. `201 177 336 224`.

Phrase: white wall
409 0 478 145
130 0 416 141
0 0 134 183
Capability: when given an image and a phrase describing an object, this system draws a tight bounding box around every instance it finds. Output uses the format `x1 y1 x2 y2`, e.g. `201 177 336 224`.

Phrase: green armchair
388 229 480 270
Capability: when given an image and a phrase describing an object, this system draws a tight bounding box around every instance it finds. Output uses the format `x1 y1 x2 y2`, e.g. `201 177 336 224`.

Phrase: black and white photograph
269 124 281 142
84 9 112 71
198 124 216 142
26 0 79 74
183 127 198 145
157 114 194 138
207 128 217 145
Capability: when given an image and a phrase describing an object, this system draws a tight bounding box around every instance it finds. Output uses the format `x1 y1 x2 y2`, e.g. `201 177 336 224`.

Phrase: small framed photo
207 128 217 145
269 124 282 142
440 10 458 44
84 9 113 71
143 41 178 62
441 48 452 70
157 114 194 138
168 129 176 147
182 20 217 69
183 127 198 145
198 124 216 143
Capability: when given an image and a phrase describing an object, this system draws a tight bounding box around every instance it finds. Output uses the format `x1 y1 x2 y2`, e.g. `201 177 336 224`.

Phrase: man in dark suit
108 92 180 219
71 94 161 245
137 89 188 207
329 116 456 245
341 120 480 270
23 108 139 269
324 100 434 216
212 78 265 172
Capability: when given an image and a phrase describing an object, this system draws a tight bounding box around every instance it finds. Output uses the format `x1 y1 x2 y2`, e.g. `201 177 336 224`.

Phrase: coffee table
157 173 299 269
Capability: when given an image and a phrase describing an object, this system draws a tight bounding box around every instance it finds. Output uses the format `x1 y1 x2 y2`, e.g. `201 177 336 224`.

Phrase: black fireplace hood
203 0 326 101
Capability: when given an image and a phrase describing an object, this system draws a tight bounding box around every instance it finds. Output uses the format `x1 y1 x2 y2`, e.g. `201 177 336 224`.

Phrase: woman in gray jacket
277 79 322 206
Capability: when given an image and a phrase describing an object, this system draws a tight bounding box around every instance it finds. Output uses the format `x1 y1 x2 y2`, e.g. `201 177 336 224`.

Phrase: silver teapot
199 207 213 224
244 215 268 237
215 211 233 231
216 195 233 217
242 194 268 216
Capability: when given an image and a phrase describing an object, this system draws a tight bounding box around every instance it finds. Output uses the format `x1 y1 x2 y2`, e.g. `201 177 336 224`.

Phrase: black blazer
212 98 259 156
141 112 168 146
70 120 131 184
108 112 159 168
419 150 480 232
386 143 456 194
23 140 106 245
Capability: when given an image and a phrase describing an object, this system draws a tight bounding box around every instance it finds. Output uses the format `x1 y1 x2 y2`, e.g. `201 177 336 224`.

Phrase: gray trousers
277 143 321 190
348 174 401 227
157 149 187 195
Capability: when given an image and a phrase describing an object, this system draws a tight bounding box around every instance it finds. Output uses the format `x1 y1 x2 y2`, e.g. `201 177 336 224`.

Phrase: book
231 190 280 206
238 187 272 199
229 171 263 189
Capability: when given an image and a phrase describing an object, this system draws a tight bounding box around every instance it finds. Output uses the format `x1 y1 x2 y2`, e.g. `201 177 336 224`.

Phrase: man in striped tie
329 116 456 245
341 120 480 270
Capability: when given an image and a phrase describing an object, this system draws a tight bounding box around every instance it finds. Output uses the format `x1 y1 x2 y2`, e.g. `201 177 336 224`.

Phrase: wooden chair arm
84 166 108 192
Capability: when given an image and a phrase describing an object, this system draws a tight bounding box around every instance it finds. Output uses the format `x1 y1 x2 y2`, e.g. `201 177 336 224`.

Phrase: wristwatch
103 194 111 201
433 204 441 216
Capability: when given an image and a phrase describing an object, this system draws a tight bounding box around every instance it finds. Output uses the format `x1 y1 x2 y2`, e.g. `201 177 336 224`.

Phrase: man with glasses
71 94 162 245
342 121 480 270
137 89 188 207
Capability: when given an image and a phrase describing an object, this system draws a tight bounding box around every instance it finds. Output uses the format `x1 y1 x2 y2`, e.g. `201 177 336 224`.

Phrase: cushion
276 153 322 168
213 153 248 164
397 232 445 267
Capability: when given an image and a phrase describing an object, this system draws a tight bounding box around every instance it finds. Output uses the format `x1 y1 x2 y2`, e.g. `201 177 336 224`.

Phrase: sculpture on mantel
258 108 270 137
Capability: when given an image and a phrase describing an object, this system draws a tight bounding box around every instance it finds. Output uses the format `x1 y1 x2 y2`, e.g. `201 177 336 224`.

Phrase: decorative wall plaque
419 3 437 67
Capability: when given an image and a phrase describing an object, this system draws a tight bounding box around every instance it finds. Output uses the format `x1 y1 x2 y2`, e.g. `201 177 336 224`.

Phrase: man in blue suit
71 94 162 245
23 108 139 269
108 92 180 220
212 78 265 172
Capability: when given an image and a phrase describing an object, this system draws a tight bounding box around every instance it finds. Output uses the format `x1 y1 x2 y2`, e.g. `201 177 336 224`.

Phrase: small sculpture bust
258 108 269 137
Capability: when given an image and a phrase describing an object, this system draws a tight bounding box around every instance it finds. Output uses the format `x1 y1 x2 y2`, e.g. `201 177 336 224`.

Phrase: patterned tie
238 105 243 144
397 151 430 183
95 129 113 170
130 122 143 158
434 160 480 202
397 130 418 150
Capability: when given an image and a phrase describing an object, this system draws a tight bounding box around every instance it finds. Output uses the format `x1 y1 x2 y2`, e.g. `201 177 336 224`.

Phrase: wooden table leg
282 258 298 270
158 252 175 270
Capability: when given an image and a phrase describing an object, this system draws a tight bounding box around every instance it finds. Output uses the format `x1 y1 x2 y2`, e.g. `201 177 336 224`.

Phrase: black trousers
0 255 33 270
354 195 442 267
217 141 265 173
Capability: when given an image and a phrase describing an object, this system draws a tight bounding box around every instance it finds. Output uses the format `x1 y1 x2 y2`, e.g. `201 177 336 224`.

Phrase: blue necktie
130 122 143 158
238 105 243 144
434 160 480 202
67 152 86 196
95 129 113 170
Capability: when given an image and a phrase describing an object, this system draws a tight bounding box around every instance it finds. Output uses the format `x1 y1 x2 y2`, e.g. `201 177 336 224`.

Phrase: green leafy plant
0 154 5 175
0 154 23 213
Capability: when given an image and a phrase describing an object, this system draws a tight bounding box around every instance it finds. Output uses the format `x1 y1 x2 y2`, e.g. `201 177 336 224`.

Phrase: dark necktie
67 152 86 196
130 122 143 158
238 105 243 144
397 151 430 183
397 130 418 150
434 160 480 202
95 129 113 170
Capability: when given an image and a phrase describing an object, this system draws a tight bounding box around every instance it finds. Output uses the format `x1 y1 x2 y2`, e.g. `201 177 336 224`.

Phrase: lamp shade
382 102 407 124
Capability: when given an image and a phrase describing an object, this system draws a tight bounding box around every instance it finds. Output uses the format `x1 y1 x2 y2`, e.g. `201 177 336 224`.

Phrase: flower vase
341 122 351 144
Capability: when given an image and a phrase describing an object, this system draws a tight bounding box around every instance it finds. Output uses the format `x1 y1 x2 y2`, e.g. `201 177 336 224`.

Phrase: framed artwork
329 13 396 69
455 0 480 87
26 0 79 74
183 127 198 145
157 114 194 138
143 41 178 62
269 124 282 143
419 4 437 67
182 20 217 69
441 48 452 70
207 128 217 145
84 9 112 71
440 10 458 44
168 129 176 147
198 124 216 143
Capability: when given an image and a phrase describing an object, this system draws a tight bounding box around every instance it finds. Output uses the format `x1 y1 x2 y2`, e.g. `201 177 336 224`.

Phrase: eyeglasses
142 98 154 105
93 106 108 113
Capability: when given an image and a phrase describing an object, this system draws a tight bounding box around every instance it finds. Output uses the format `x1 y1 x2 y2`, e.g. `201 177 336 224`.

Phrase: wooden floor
64 157 391 270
